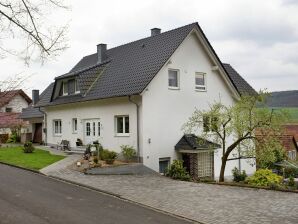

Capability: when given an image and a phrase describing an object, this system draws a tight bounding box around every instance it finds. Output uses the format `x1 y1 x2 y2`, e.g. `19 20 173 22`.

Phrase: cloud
0 0 297 95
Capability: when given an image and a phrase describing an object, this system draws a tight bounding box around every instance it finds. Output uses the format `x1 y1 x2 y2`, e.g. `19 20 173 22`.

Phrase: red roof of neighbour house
0 113 28 129
0 89 32 107
284 124 298 140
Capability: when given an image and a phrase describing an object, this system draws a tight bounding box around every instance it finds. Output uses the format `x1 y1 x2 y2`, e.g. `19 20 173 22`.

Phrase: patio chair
57 140 70 151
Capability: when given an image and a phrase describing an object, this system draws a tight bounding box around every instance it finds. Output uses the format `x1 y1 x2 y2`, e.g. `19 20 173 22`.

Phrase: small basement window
159 158 170 174
195 72 206 91
168 69 179 89
115 115 129 136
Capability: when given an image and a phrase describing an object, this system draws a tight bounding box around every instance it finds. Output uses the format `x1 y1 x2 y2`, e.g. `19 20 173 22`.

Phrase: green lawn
0 147 65 170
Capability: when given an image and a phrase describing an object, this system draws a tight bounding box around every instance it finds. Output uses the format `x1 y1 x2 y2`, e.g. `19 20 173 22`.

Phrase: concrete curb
0 161 40 174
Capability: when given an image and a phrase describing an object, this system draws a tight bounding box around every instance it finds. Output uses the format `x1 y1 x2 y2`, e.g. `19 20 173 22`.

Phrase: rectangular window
86 122 90 136
98 122 101 136
195 72 206 91
72 118 77 133
203 116 218 132
53 120 62 135
168 69 179 89
63 81 68 95
115 115 129 136
5 107 12 112
93 122 96 136
159 158 170 174
75 79 80 93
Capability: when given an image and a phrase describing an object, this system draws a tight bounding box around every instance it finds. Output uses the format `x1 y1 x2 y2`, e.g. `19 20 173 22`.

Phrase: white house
30 23 256 179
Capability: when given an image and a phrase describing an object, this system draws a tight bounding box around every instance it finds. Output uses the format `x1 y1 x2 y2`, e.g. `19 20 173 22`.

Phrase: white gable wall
141 32 255 178
0 94 29 113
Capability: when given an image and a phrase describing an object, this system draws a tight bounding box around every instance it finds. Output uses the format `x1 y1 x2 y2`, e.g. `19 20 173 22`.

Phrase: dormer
60 78 80 96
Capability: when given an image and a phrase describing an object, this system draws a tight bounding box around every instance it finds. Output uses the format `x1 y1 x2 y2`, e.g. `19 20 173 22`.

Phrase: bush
93 157 99 164
165 160 190 181
247 169 282 187
121 145 136 162
6 133 17 143
100 149 118 164
23 142 35 153
284 167 298 178
288 176 295 187
232 167 247 182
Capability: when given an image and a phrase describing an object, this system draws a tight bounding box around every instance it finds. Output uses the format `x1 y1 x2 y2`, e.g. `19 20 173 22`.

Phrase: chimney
32 89 39 105
151 28 161 37
97 43 107 64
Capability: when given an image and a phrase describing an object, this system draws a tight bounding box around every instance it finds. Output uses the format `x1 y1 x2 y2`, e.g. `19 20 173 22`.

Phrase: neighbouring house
0 89 31 140
30 22 257 179
19 88 53 144
265 90 298 160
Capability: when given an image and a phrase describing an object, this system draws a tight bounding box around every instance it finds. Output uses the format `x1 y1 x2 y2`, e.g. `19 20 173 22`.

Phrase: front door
33 123 42 143
182 154 191 173
84 119 101 144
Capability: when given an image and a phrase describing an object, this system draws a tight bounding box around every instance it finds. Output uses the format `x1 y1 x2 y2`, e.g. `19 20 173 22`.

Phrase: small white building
31 23 256 179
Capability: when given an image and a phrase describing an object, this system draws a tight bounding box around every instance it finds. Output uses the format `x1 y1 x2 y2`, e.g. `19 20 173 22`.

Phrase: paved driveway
41 156 298 224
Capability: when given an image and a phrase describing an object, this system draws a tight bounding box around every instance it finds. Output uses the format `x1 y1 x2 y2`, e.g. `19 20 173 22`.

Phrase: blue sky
0 0 297 95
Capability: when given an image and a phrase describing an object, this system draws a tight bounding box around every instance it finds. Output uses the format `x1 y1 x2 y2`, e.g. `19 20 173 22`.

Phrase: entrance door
84 119 101 144
33 123 42 143
182 154 191 173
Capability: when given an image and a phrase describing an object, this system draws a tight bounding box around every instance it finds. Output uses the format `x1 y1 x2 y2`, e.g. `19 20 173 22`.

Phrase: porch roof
175 134 221 152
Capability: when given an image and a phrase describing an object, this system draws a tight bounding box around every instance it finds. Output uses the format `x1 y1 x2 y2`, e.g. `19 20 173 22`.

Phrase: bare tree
0 0 69 64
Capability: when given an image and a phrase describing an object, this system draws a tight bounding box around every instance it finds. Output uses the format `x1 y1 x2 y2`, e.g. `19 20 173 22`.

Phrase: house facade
0 90 31 139
32 23 256 179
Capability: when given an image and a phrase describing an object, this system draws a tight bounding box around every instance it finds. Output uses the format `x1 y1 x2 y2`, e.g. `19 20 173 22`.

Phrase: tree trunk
219 154 228 182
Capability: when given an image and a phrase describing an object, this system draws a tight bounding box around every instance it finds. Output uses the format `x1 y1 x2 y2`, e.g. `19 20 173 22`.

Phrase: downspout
128 95 140 163
38 107 47 145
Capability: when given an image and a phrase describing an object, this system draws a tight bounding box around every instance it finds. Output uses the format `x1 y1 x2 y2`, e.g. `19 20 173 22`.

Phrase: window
168 69 179 89
203 116 218 132
75 79 80 93
63 81 68 95
195 72 206 91
198 151 214 178
5 107 12 112
53 120 62 135
159 158 170 174
72 118 78 133
86 122 91 136
98 122 101 136
93 122 96 136
115 116 129 136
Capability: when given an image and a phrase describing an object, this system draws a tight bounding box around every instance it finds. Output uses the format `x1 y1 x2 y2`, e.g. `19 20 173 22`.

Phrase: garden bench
57 140 70 151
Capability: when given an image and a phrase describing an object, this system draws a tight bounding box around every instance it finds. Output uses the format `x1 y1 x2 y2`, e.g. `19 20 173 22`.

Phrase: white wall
45 97 138 153
0 94 29 113
141 32 256 178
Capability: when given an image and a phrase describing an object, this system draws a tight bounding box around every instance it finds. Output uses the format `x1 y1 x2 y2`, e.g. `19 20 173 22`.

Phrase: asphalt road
0 164 192 224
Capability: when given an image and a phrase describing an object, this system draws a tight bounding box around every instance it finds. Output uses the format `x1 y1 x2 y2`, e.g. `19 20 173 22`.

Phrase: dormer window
61 78 80 96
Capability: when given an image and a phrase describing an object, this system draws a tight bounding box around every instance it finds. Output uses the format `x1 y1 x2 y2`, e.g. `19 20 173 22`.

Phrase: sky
0 0 297 96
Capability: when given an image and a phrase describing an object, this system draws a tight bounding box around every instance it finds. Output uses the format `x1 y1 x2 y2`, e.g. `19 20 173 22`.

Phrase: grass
0 146 65 170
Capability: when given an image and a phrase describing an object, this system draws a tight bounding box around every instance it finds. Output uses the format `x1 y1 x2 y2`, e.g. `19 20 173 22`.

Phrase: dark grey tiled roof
37 22 255 107
266 90 298 107
175 134 221 151
20 106 43 119
222 64 256 95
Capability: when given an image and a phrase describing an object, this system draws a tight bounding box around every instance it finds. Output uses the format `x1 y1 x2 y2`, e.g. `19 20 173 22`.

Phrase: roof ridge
75 22 198 63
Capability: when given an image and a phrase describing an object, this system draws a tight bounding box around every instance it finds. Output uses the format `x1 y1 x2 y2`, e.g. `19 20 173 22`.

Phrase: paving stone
41 155 298 224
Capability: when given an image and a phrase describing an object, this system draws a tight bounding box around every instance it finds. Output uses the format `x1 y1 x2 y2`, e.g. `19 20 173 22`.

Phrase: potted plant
76 138 83 146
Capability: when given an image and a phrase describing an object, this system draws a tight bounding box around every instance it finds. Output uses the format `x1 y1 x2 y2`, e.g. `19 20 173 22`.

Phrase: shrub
93 157 99 164
23 142 35 153
165 160 190 181
6 133 17 143
100 149 118 164
232 167 247 182
284 167 298 178
288 176 295 187
247 169 282 187
121 145 136 162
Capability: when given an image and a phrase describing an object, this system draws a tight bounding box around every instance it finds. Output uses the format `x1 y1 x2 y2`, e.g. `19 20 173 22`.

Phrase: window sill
54 134 62 137
195 88 207 92
115 133 130 137
168 87 180 90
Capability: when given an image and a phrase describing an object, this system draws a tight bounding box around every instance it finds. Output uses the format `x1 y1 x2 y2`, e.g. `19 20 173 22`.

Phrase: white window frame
168 69 180 90
115 115 130 137
72 118 78 133
195 72 207 92
75 79 80 94
53 119 62 136
62 81 68 96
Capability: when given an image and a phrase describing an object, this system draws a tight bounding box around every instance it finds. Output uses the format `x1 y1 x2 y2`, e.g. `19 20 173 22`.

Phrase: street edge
0 161 40 174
